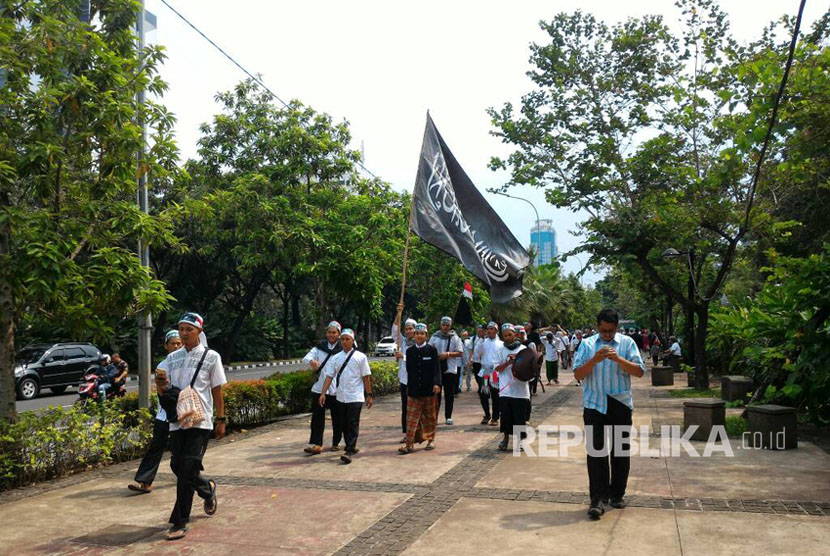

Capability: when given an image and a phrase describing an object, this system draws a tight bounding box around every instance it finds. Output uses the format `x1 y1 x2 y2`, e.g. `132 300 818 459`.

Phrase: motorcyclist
95 354 118 402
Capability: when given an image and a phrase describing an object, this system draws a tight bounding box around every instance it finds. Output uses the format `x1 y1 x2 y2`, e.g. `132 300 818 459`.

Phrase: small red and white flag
462 282 473 299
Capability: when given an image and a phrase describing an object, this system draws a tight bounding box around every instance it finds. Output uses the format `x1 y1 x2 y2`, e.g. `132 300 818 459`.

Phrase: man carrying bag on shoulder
156 312 227 541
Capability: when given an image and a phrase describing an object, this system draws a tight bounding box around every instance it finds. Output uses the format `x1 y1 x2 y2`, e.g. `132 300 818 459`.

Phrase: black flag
453 282 474 326
411 114 531 303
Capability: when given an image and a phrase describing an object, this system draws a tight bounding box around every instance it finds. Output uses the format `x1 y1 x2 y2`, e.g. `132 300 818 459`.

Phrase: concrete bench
651 365 674 386
721 375 754 402
746 404 798 449
684 400 726 441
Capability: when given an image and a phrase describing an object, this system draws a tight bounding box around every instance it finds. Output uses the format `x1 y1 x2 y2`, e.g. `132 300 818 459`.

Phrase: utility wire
742 0 806 232
157 0 380 180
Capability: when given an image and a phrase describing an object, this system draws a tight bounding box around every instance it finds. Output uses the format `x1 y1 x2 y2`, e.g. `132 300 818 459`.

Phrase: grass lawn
669 387 722 398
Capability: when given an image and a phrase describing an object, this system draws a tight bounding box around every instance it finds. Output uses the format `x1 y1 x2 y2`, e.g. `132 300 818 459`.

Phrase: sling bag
175 349 210 429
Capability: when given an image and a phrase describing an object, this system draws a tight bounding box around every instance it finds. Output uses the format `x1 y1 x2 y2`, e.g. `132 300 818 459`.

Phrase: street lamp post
493 191 540 265
136 1 152 409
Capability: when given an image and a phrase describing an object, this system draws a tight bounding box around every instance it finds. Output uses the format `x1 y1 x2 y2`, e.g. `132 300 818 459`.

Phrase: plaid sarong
405 396 437 447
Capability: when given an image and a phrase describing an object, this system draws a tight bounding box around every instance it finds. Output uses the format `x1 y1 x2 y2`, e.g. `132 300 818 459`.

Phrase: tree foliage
488 0 827 386
0 0 178 421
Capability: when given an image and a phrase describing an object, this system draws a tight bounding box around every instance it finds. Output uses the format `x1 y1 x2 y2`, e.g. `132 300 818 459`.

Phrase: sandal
498 441 508 451
480 418 489 425
424 441 435 451
204 480 217 515
128 482 152 494
340 453 352 464
165 524 188 541
397 446 414 454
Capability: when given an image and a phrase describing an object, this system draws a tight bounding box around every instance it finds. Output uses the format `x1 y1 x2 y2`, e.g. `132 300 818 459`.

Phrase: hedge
0 360 400 491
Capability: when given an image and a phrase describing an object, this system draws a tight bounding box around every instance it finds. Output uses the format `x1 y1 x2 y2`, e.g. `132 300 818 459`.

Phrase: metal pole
136 1 152 409
494 191 540 264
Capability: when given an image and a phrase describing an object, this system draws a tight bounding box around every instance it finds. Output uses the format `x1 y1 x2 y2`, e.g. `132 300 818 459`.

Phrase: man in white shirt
541 332 559 385
459 330 471 393
494 324 528 451
664 336 682 372
469 324 489 419
560 329 571 369
428 316 464 425
157 313 227 541
302 321 343 455
129 329 182 494
319 329 373 464
476 321 503 426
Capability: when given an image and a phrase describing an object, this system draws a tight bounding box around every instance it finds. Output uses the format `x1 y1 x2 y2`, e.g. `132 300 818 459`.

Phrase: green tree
489 0 820 387
0 0 177 421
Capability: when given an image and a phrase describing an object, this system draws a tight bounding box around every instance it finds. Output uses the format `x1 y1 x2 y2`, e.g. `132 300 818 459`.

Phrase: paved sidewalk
1 368 829 555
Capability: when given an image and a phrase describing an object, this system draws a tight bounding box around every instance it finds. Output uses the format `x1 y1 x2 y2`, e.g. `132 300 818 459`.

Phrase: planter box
721 375 754 402
686 372 696 388
684 400 726 441
651 365 674 386
746 404 798 450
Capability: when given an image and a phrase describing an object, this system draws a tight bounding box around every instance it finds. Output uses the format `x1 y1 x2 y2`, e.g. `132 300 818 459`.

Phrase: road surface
16 356 388 413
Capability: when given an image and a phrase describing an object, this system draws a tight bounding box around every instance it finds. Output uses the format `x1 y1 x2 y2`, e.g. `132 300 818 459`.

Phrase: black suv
15 342 102 400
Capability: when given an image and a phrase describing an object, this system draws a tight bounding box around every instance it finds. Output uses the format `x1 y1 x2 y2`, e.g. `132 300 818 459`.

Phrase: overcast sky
143 0 824 285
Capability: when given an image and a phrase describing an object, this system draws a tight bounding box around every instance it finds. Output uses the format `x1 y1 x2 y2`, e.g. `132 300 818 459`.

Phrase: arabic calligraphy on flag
411 114 531 303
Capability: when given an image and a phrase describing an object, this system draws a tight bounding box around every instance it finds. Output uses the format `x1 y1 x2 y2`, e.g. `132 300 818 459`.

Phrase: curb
226 359 303 372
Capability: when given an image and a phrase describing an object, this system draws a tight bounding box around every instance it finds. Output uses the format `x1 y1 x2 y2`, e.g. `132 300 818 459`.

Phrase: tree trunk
282 290 290 359
313 276 327 338
694 304 709 390
291 291 301 327
0 193 16 422
684 304 695 367
223 276 265 363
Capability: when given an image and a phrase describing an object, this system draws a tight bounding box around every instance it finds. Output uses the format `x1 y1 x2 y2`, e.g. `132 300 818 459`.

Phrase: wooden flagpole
395 197 416 334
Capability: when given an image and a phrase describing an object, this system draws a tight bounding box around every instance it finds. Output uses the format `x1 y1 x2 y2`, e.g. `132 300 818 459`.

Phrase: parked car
374 336 397 357
14 342 102 400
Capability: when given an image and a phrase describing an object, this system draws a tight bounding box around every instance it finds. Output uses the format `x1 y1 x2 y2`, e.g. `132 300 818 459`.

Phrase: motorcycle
77 365 126 404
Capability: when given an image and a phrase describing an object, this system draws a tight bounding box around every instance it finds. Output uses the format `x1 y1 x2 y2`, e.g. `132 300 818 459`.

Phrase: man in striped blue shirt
574 309 645 520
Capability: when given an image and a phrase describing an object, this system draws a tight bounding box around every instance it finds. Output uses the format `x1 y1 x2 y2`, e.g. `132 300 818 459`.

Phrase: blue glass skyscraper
530 219 557 266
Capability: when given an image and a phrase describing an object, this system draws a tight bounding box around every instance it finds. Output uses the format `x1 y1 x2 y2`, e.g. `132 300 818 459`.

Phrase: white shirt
669 342 682 356
542 338 558 362
428 333 465 375
470 334 484 363
462 338 473 366
324 348 372 403
561 334 570 347
569 336 579 351
479 336 504 377
554 335 566 352
303 342 340 395
497 343 529 399
165 345 227 431
154 359 168 421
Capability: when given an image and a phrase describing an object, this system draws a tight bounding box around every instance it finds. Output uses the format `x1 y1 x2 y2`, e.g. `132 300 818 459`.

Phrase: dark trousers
310 393 342 447
400 383 408 433
499 396 529 439
669 354 681 372
651 354 659 366
168 428 213 524
134 418 169 485
337 401 363 453
490 385 500 421
583 396 633 505
436 372 456 420
473 366 490 419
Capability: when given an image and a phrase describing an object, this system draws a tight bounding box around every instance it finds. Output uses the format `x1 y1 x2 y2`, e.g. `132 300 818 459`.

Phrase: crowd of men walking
123 306 679 540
